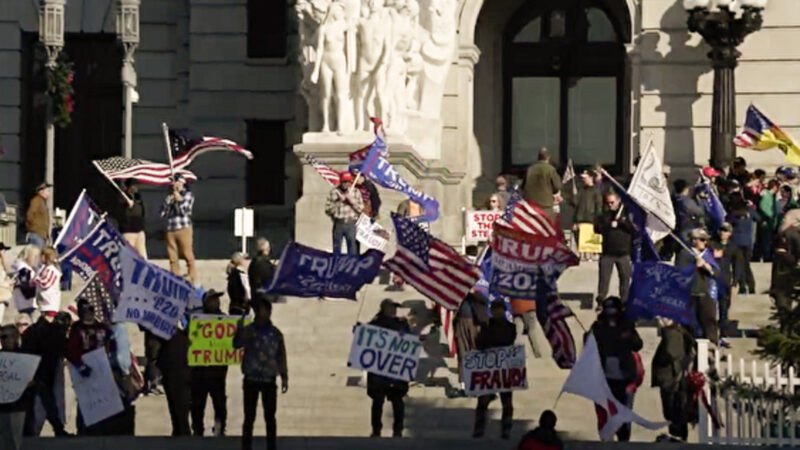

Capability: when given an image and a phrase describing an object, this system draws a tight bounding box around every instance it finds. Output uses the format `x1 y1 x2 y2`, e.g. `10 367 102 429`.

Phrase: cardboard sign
0 352 40 403
463 344 528 396
68 348 124 426
356 214 389 252
347 323 422 382
466 211 503 243
577 223 602 253
187 314 251 366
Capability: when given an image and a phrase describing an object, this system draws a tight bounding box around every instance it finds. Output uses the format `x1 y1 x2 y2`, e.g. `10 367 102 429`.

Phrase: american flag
384 214 481 310
75 273 115 324
349 117 387 171
436 305 456 357
93 157 198 186
536 293 576 369
169 128 253 170
498 191 564 240
304 153 340 186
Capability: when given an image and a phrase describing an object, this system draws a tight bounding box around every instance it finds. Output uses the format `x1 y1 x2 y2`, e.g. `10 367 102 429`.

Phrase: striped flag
537 293 576 369
437 305 456 357
734 105 800 165
169 128 253 169
93 157 197 186
384 213 481 310
304 153 341 186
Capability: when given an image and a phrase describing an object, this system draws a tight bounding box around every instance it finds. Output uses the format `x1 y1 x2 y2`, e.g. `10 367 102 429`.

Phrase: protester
20 310 69 437
227 252 251 316
588 297 643 442
771 211 800 331
595 191 633 303
673 179 705 241
572 170 602 261
495 175 512 206
352 168 381 219
191 291 228 437
522 148 561 221
0 325 34 450
248 237 276 300
712 223 743 340
652 317 695 442
0 242 11 323
234 296 288 450
486 193 505 212
727 199 756 294
142 330 164 396
118 180 147 258
160 174 197 284
25 182 51 248
35 247 61 316
14 314 32 337
517 410 563 450
156 319 191 436
454 292 489 387
510 297 543 360
324 171 363 255
473 301 517 439
12 245 39 319
676 228 719 344
756 179 780 262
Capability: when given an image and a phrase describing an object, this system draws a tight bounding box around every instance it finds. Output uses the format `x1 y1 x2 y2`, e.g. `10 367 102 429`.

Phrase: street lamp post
117 0 140 159
683 0 766 169
39 0 66 215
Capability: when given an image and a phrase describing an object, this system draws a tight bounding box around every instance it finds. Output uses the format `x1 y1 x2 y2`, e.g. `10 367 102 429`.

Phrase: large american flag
93 157 198 186
384 213 481 310
169 128 253 170
537 293 576 369
304 154 340 186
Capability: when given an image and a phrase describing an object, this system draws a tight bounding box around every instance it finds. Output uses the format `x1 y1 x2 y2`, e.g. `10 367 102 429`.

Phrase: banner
628 262 695 326
60 219 125 302
54 189 102 252
626 142 675 242
347 323 422 382
463 344 528 396
577 223 602 254
356 215 389 252
68 348 124 426
187 314 251 366
0 352 40 404
489 223 575 299
267 242 383 300
465 211 503 243
114 247 194 339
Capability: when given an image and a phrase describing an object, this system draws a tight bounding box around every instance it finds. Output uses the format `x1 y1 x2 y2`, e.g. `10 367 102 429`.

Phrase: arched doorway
502 0 631 175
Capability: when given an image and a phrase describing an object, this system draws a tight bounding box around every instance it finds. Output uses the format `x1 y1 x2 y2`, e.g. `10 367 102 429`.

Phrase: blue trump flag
59 219 126 302
54 189 102 253
266 242 383 300
360 143 440 222
697 182 726 232
628 262 695 326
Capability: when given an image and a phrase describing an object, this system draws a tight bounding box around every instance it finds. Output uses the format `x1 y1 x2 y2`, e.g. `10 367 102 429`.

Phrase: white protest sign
356 214 389 252
347 323 422 382
463 344 528 396
114 247 195 339
0 352 40 403
68 348 124 426
465 211 503 243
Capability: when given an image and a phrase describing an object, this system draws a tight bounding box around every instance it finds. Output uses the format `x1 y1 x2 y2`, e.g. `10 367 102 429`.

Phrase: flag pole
162 122 176 180
92 161 133 204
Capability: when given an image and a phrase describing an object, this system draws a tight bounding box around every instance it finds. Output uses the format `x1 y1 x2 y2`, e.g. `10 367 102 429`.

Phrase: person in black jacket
652 318 695 442
247 238 276 301
0 325 36 450
517 410 563 450
589 297 643 442
595 191 634 303
190 291 229 436
119 180 147 259
676 228 719 344
367 299 411 438
156 321 191 436
712 223 744 339
227 253 251 316
473 301 517 440
771 222 800 331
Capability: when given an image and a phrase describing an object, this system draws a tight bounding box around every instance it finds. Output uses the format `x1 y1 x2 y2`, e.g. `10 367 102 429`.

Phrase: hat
777 166 797 178
720 222 733 232
690 228 711 240
0 242 10 251
340 171 353 183
702 167 722 178
35 182 52 192
380 299 401 310
203 289 224 302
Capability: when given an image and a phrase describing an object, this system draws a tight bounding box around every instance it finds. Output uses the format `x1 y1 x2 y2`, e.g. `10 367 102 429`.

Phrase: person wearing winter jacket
12 245 40 318
226 252 251 316
0 325 35 450
34 247 61 316
517 410 563 450
652 318 695 441
190 291 229 437
247 238 276 298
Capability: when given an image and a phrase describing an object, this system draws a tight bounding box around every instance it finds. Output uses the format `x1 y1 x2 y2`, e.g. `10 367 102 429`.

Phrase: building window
247 0 286 58
247 121 286 205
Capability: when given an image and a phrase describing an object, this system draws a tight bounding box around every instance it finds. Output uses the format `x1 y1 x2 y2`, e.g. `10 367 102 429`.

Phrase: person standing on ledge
522 148 562 222
160 174 197 284
118 180 147 259
25 182 51 248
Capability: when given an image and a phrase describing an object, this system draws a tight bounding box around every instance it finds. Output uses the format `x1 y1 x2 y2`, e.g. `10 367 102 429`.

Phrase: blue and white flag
54 189 102 252
360 145 440 222
627 262 695 326
267 242 383 300
59 219 126 303
697 182 726 232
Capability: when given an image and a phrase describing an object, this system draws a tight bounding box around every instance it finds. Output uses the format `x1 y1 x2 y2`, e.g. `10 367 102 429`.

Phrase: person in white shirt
35 247 62 317
0 242 12 323
12 245 40 319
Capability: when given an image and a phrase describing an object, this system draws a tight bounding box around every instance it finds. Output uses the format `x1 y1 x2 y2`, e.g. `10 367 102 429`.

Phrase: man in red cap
324 171 364 255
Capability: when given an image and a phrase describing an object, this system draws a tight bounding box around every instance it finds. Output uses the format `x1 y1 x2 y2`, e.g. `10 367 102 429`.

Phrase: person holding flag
324 171 363 255
676 228 719 344
118 180 147 259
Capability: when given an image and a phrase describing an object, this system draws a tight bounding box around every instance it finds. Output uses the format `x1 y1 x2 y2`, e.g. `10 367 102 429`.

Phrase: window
247 0 287 58
246 121 286 205
513 17 541 42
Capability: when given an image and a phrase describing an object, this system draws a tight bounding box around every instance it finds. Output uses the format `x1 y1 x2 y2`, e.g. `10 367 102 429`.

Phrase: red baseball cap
702 166 722 178
340 171 353 182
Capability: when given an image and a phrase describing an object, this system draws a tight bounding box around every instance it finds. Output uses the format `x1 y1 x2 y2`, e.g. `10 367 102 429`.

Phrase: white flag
560 335 666 441
628 142 675 242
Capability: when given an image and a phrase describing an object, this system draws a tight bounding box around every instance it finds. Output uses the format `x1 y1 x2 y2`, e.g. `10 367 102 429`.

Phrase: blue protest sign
59 219 125 302
628 262 694 326
266 242 383 299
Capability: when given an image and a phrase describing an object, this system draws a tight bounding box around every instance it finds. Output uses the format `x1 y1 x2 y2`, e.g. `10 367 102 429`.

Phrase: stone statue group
297 0 457 135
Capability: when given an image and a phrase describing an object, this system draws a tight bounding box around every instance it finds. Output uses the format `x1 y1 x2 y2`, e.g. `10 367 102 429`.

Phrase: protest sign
114 247 194 339
577 223 602 254
347 323 422 382
0 353 40 403
187 314 251 366
628 262 695 326
59 219 125 302
463 344 528 396
465 211 502 243
356 215 389 252
68 348 124 426
267 243 383 299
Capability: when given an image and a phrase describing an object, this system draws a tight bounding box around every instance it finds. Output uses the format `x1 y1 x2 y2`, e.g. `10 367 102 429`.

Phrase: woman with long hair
12 245 40 319
35 247 62 317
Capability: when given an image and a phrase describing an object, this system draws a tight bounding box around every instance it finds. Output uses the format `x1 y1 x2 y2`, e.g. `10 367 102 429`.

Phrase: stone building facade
0 0 797 256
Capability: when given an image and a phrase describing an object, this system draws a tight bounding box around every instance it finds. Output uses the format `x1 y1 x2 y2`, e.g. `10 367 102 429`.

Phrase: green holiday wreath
46 60 74 128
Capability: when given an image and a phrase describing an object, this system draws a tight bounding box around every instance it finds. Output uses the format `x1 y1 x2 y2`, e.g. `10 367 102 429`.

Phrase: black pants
691 295 718 344
598 255 632 302
144 331 162 389
474 392 513 436
242 380 277 450
607 380 633 441
660 387 688 440
162 370 191 436
23 380 65 436
190 375 227 436
370 389 405 435
737 246 756 293
718 291 731 336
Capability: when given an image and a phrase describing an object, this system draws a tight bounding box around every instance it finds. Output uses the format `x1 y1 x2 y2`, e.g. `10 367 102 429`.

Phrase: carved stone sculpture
312 2 354 132
356 0 394 131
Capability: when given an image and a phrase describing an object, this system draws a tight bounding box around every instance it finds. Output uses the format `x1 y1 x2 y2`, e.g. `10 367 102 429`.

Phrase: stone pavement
6 260 778 445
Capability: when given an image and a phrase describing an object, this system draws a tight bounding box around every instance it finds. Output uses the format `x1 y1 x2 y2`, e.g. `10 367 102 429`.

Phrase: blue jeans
26 232 46 248
332 220 358 255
